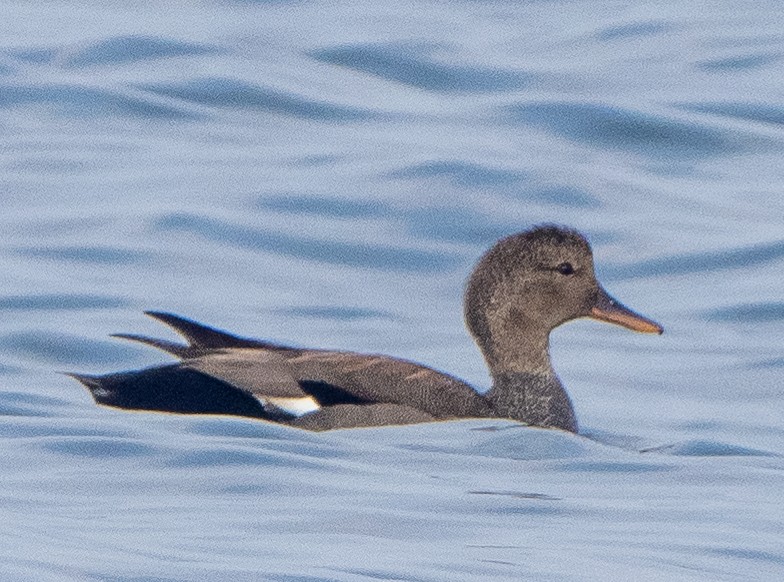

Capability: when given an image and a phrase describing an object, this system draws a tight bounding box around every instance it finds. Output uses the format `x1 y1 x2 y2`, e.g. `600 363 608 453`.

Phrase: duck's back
185 347 493 420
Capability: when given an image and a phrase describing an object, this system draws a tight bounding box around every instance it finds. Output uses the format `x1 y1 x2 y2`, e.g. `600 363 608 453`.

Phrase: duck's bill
589 287 663 334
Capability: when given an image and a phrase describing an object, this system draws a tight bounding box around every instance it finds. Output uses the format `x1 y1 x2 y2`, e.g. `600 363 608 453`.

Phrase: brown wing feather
183 349 307 398
280 350 492 418
181 348 491 419
145 311 288 351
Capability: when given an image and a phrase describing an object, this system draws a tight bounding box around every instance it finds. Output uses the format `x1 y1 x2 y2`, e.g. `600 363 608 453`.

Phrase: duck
70 226 662 433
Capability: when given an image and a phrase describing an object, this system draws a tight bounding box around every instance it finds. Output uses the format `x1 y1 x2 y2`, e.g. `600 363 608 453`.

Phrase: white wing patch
264 396 321 416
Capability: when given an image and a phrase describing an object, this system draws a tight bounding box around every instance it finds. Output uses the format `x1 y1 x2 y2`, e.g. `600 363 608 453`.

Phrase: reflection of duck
71 226 662 433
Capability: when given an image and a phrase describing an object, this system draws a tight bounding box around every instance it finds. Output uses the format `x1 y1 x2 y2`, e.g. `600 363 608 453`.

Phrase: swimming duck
71 226 662 432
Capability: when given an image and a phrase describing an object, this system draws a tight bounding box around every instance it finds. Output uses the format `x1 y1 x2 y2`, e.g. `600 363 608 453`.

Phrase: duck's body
74 314 490 426
72 226 662 432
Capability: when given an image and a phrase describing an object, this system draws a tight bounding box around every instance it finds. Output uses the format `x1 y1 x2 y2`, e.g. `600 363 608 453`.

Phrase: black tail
66 365 272 419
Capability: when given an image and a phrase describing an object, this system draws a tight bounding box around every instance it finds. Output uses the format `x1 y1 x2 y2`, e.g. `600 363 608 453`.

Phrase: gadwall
71 226 662 432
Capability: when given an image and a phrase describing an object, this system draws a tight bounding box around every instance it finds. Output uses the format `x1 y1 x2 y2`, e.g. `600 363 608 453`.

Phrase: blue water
1 1 783 580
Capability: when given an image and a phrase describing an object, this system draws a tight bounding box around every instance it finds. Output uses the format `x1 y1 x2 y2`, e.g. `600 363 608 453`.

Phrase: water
1 1 783 580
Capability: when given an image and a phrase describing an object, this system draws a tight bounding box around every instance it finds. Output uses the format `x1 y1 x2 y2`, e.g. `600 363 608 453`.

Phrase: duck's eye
556 262 574 275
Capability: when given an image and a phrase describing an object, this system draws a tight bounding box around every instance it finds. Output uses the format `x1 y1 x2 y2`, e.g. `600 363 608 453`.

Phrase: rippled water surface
1 1 783 580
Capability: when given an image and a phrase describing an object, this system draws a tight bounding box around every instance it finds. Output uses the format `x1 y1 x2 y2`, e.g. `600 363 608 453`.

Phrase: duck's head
465 225 662 374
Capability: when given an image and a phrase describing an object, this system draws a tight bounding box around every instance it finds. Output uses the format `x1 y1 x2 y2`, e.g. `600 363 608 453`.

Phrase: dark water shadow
595 21 671 41
282 154 343 167
15 245 152 265
257 194 387 219
0 83 201 120
184 417 299 440
231 0 304 3
603 239 784 280
0 422 133 439
6 48 58 64
751 358 784 369
182 420 340 463
703 547 784 566
311 43 532 93
220 483 278 495
677 101 784 126
5 158 92 174
560 460 673 473
40 437 156 458
401 205 512 246
0 391 70 417
481 504 564 517
389 160 600 208
257 192 505 246
64 35 220 68
139 77 376 121
527 185 599 208
641 440 778 457
168 448 323 470
155 212 460 273
256 190 602 249
337 569 436 582
0 294 128 311
468 490 561 501
697 53 781 71
0 331 138 366
505 101 734 160
390 160 527 188
276 305 395 321
705 302 784 324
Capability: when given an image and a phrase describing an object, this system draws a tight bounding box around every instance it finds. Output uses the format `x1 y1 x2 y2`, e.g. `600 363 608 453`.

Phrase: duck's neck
485 371 577 433
466 309 577 432
481 321 554 376
480 328 577 432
